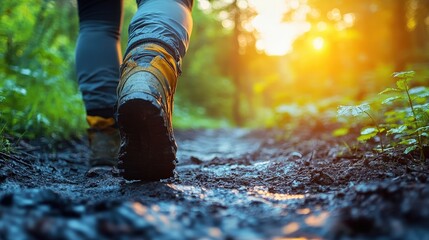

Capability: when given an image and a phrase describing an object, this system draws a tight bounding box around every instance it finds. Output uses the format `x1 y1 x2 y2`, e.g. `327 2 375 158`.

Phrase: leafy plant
0 1 86 141
379 71 428 161
337 71 428 161
0 95 12 153
0 73 86 140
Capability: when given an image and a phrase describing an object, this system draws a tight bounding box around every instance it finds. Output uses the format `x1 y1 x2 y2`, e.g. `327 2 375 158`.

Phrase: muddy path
0 128 429 239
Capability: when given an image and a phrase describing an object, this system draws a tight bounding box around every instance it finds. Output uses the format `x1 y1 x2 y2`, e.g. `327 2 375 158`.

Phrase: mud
0 128 428 239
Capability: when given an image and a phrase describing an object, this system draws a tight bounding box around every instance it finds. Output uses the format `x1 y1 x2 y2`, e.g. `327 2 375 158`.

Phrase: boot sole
117 92 176 181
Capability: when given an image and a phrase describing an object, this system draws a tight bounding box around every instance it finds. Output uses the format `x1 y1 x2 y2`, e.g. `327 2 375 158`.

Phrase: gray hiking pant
75 0 193 117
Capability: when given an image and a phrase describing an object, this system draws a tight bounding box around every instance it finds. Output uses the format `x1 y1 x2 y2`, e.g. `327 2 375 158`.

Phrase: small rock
190 156 203 165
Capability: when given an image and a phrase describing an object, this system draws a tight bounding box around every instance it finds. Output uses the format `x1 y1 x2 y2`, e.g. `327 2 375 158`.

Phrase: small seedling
379 71 428 161
337 71 429 162
337 103 386 152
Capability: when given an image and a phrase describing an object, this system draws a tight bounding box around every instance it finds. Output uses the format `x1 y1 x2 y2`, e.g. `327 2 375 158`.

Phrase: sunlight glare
272 237 314 240
237 0 248 9
327 8 341 21
132 202 148 216
198 0 211 12
249 0 310 55
304 211 330 227
251 186 305 201
316 22 328 31
296 208 311 215
343 13 356 27
312 37 325 51
290 0 300 9
282 222 300 234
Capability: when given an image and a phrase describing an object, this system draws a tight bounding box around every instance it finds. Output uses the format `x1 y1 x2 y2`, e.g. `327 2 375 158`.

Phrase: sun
312 37 325 51
249 0 310 56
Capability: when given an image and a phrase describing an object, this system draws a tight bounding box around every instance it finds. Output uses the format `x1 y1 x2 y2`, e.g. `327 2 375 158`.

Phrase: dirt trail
0 128 428 239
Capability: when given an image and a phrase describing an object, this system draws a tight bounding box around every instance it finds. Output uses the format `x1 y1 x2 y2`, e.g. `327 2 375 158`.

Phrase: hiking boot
87 116 120 168
116 44 179 181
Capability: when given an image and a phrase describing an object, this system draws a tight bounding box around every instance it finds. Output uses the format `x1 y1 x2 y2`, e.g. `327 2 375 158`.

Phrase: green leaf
385 110 408 124
379 88 400 95
361 127 378 135
413 103 429 109
387 125 407 135
357 127 378 142
382 96 402 104
3 80 27 96
393 71 415 80
413 96 428 104
400 138 417 145
414 126 429 134
409 87 429 98
337 103 370 117
396 79 408 90
332 127 349 137
404 145 418 154
357 132 377 142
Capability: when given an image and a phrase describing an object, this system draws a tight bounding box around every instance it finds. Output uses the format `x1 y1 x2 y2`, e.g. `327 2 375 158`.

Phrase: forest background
1 0 429 142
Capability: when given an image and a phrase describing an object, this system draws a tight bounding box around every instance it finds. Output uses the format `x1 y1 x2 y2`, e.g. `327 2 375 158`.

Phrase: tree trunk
391 0 412 71
231 0 244 126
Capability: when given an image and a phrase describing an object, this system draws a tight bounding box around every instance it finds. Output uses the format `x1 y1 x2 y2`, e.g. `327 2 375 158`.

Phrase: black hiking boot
116 44 179 181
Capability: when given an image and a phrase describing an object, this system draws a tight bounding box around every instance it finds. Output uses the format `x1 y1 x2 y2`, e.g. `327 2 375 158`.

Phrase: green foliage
176 5 235 121
338 71 429 161
0 138 12 153
0 73 86 140
173 100 231 129
338 103 385 152
0 1 86 141
380 71 428 161
0 120 12 153
272 98 340 135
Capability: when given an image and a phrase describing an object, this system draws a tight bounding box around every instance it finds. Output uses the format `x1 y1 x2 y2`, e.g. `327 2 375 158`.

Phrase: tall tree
391 0 412 71
209 0 256 125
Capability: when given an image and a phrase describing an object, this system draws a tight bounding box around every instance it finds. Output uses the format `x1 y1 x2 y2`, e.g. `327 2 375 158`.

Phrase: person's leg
76 0 123 167
117 0 193 180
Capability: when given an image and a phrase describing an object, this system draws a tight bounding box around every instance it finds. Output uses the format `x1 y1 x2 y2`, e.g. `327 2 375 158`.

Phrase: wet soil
0 127 429 239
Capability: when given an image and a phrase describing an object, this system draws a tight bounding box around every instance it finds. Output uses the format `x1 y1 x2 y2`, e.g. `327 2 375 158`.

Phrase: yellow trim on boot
86 116 115 130
151 56 177 92
118 43 178 96
145 44 178 73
